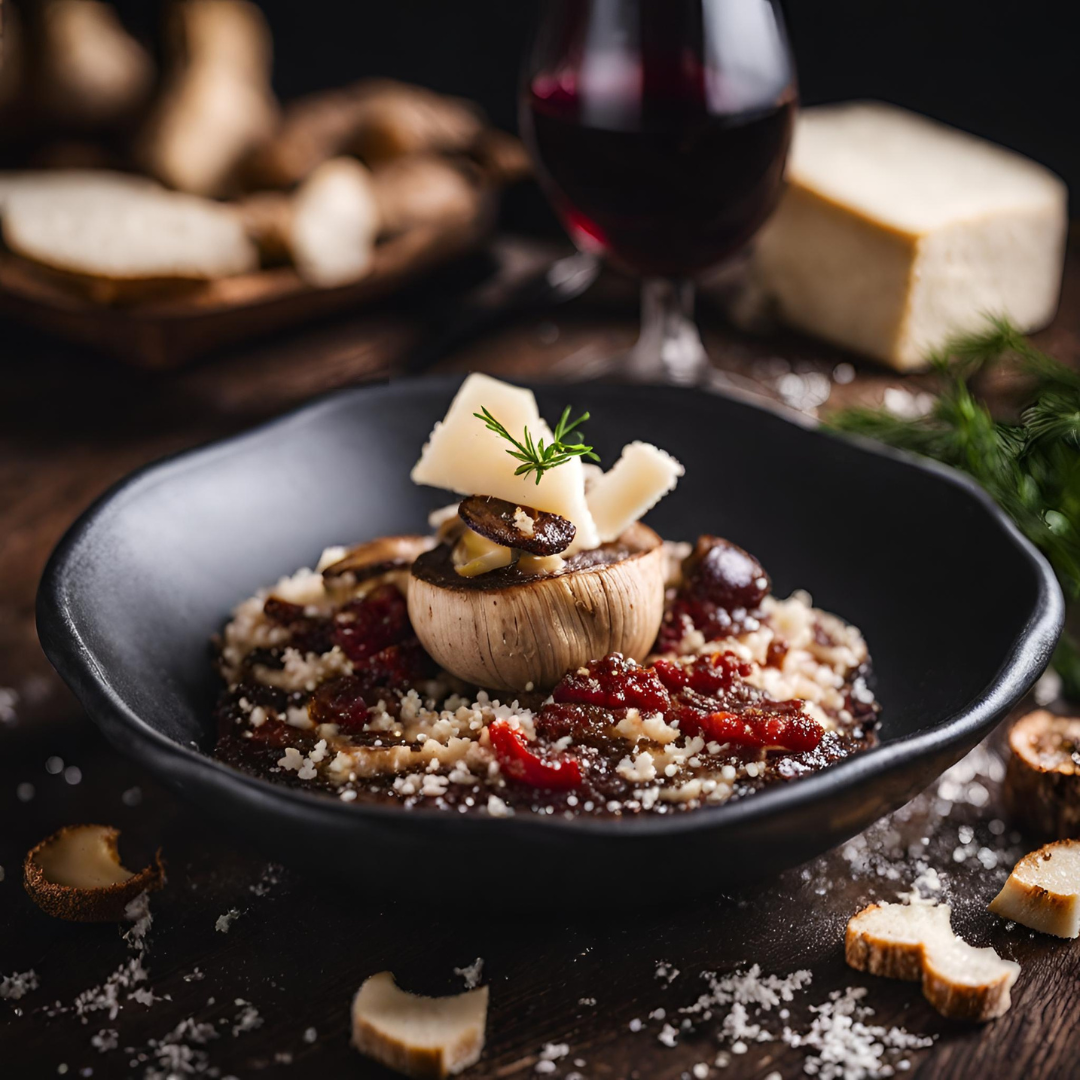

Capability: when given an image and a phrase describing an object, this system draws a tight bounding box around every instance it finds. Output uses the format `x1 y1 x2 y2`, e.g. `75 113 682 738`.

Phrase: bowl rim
36 375 1065 842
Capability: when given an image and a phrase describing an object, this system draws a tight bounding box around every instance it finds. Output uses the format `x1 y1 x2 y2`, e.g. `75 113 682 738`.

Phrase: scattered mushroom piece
458 495 575 557
989 839 1080 938
23 824 164 922
351 971 488 1079
845 901 1020 1022
409 522 667 692
321 534 436 582
1004 709 1080 839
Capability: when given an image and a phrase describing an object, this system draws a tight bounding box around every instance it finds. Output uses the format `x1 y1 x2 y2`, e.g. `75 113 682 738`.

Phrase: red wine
522 67 795 278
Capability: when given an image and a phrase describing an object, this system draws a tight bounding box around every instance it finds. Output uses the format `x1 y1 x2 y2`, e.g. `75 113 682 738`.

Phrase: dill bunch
829 316 1080 699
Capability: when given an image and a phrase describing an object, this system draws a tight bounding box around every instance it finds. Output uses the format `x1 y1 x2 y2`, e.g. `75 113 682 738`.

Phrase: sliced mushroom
408 523 666 692
1004 709 1080 839
351 971 488 1080
23 825 164 922
845 901 1019 1022
322 535 436 582
458 495 575 557
989 839 1080 938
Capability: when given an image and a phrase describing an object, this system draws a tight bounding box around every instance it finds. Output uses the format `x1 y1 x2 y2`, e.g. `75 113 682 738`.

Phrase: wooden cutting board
0 202 493 369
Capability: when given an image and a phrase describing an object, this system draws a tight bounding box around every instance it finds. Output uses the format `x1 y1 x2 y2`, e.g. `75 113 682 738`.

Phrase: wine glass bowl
520 0 797 381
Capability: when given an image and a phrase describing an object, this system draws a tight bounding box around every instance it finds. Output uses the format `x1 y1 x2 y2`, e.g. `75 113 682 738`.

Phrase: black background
108 0 1078 198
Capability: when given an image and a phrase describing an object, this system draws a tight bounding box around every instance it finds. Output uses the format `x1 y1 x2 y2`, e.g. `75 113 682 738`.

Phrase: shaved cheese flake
411 374 599 552
586 441 685 543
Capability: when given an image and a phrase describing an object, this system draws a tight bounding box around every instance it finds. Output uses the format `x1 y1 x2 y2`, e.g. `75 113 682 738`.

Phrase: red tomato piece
488 719 583 790
698 709 823 752
552 655 670 713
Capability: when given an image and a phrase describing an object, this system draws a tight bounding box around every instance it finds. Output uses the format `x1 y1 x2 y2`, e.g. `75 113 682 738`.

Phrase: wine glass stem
626 278 709 384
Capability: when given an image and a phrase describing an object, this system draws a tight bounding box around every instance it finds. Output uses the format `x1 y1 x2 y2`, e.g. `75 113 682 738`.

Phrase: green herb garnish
829 315 1080 699
474 405 600 485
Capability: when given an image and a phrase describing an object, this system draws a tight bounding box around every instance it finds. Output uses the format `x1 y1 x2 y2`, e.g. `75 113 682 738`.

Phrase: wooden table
2 237 1078 1080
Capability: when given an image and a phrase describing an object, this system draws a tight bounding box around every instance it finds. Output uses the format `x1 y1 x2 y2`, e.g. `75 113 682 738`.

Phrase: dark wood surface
2 236 1079 1080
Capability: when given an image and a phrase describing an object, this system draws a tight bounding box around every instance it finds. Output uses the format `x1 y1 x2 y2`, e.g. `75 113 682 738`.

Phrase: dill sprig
829 315 1080 699
474 404 600 485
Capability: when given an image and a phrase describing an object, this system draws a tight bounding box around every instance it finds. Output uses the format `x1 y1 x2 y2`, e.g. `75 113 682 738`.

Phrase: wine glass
520 0 797 384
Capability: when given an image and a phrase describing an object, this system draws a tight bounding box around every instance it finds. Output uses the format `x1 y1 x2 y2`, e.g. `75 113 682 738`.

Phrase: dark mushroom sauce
214 536 880 818
411 529 652 592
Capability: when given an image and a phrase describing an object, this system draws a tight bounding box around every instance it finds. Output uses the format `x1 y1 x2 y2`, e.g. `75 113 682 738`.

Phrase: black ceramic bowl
38 378 1063 905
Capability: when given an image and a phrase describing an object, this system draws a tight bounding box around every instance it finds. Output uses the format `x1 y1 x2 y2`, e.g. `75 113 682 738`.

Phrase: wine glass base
554 276 711 385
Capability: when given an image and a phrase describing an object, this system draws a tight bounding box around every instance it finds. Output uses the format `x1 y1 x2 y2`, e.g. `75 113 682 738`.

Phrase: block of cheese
753 101 1068 370
411 373 600 552
586 441 684 543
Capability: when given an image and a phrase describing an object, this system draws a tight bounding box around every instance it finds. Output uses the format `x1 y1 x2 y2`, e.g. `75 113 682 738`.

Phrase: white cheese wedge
753 101 1068 371
586 441 684 544
411 373 599 552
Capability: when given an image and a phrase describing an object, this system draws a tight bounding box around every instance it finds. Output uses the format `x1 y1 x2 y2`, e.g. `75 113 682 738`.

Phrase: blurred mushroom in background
33 0 154 129
137 0 279 197
242 78 486 190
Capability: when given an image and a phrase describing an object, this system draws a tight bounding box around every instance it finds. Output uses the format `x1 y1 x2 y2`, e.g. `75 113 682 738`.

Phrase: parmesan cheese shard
411 374 599 552
351 971 488 1079
585 440 684 544
989 840 1080 939
753 101 1068 371
845 901 1020 1021
1004 709 1080 839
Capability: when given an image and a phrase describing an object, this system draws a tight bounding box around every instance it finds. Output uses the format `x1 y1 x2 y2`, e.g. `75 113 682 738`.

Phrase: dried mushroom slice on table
845 901 1020 1021
23 824 164 922
1004 709 1080 839
352 971 488 1079
989 839 1080 938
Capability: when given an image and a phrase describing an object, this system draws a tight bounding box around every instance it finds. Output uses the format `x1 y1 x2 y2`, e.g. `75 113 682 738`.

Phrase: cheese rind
411 374 600 552
753 101 1068 370
586 441 685 544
